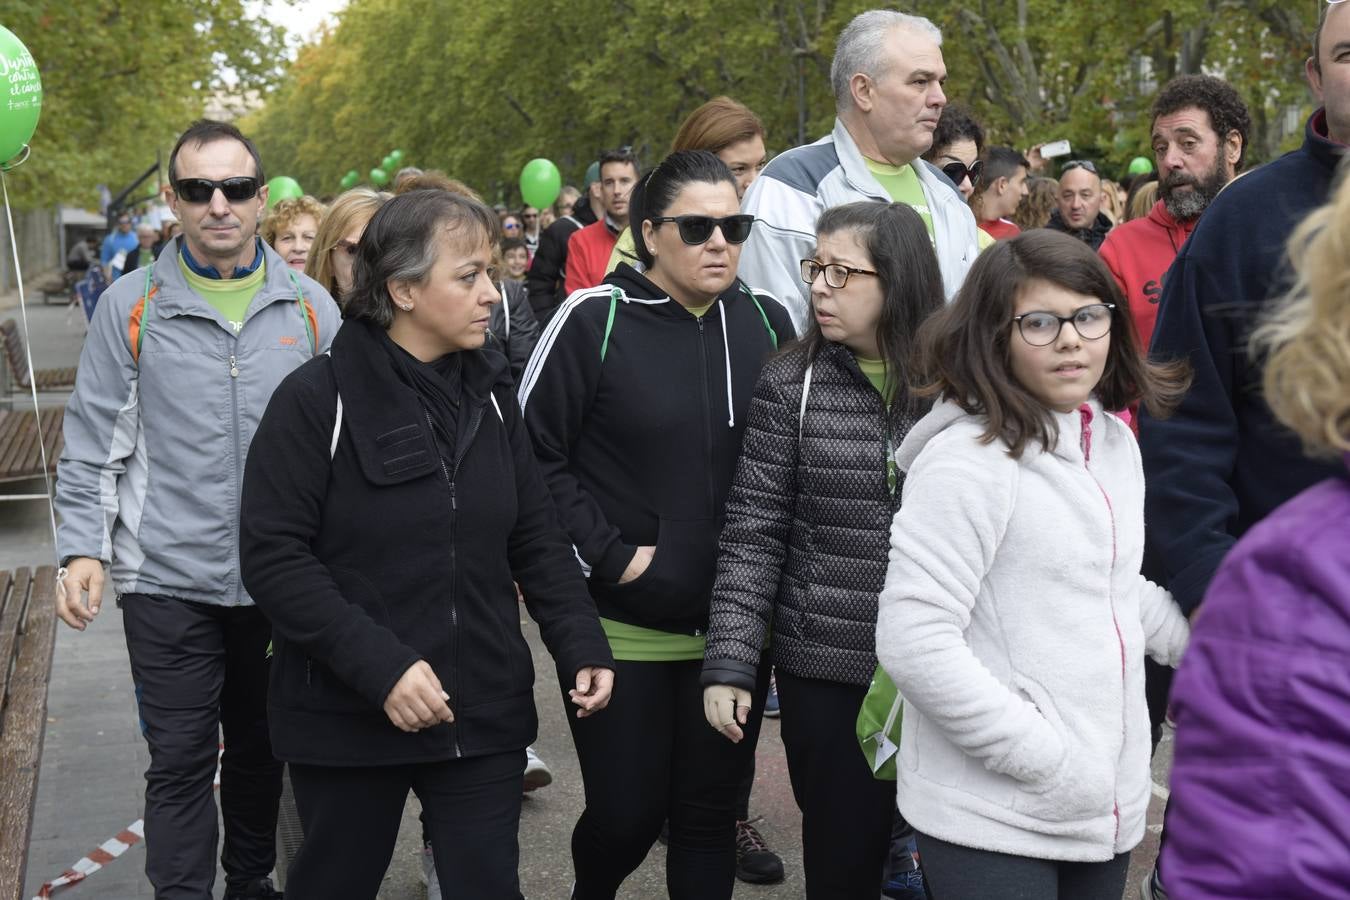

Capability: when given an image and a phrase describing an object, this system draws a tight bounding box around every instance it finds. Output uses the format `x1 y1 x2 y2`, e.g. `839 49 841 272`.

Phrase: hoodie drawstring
718 299 735 427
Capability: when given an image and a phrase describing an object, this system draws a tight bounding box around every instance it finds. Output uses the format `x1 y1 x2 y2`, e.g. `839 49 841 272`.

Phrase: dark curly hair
923 103 985 161
1151 75 1251 168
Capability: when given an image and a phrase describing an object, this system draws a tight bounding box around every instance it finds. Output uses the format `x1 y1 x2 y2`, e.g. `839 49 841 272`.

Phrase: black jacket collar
1305 108 1346 172
329 318 509 486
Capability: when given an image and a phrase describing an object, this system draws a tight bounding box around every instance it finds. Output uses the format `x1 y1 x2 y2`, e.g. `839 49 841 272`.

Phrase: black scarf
375 323 462 458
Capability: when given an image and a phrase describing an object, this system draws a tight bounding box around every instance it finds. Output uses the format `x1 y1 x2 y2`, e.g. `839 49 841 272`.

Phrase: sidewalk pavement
5 300 1167 899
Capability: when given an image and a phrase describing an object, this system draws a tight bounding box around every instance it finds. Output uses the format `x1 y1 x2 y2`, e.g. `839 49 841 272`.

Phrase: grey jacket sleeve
55 286 140 564
702 367 800 691
738 175 817 336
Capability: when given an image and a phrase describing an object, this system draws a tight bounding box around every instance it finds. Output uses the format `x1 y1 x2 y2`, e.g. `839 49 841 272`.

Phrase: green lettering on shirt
178 254 266 335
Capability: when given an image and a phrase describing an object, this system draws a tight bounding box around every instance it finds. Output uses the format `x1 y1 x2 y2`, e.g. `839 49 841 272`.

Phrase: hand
703 684 752 743
1025 143 1047 174
618 546 655 585
57 557 106 630
569 666 614 718
383 661 454 733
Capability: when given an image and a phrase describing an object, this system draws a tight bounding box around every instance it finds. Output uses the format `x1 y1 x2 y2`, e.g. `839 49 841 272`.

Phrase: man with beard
1099 75 1249 348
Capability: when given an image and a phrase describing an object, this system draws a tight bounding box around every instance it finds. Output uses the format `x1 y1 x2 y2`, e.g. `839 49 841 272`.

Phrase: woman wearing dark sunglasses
921 103 986 203
704 200 946 898
519 149 794 900
305 187 390 305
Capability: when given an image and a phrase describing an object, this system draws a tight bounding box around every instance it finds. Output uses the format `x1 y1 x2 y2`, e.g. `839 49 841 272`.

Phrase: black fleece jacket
1046 208 1113 250
240 318 612 766
518 264 795 635
526 195 598 322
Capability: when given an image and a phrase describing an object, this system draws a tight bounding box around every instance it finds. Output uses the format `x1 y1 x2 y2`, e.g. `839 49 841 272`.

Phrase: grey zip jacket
55 237 341 606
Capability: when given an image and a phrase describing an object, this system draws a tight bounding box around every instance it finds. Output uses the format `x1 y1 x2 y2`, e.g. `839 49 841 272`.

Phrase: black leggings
567 656 768 900
776 670 896 898
915 832 1130 900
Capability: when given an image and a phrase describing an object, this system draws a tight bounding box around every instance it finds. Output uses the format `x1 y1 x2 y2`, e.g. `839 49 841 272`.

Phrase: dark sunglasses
1061 159 1098 175
941 159 983 187
650 214 754 245
332 239 359 258
173 176 261 204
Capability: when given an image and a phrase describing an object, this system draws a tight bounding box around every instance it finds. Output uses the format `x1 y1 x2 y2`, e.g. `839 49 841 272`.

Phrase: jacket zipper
696 317 715 514
427 400 488 759
228 351 242 604
1080 410 1125 845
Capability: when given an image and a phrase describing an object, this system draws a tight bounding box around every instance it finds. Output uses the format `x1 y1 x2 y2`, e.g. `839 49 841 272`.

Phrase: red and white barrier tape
31 746 222 899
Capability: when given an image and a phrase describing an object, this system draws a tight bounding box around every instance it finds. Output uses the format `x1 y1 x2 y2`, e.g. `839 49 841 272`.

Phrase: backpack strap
798 361 813 440
599 287 620 363
740 284 779 350
287 269 319 355
498 282 510 340
130 263 158 363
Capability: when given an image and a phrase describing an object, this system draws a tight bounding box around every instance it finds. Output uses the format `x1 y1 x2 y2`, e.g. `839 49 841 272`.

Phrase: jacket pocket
1011 675 1113 822
606 515 721 626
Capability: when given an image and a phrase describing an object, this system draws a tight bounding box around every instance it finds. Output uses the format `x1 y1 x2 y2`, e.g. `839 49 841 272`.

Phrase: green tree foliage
1 0 289 209
249 0 1317 200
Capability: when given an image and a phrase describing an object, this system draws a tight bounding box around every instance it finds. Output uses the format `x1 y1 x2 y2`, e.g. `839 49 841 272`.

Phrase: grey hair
344 189 500 328
830 10 942 112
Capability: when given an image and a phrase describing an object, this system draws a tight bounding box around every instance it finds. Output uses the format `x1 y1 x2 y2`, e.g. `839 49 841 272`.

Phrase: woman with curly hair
262 195 328 273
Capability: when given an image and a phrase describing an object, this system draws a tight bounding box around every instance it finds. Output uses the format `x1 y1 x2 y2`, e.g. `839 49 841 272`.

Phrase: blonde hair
261 195 327 247
1125 180 1158 221
1100 179 1123 224
306 188 390 299
1254 170 1350 455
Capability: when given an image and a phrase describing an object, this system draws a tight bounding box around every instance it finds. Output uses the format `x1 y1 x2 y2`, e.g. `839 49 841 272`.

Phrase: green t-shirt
855 354 888 400
864 159 935 239
137 247 154 268
178 254 266 334
600 616 706 662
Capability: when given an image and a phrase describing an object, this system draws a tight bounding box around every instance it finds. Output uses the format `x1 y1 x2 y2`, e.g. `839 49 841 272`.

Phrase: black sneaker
224 877 282 900
1140 865 1169 900
735 818 785 884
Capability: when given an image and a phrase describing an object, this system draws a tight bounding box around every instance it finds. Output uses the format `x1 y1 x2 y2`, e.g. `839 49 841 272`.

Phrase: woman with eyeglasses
520 149 794 900
306 187 391 305
702 200 945 898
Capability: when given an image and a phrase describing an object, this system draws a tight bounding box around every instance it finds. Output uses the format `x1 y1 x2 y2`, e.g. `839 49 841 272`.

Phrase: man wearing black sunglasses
55 119 341 900
738 9 979 333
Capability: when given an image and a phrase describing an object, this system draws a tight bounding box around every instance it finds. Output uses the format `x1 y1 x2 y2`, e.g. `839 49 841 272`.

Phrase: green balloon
0 26 43 165
389 149 405 166
519 158 562 210
381 155 396 171
265 176 304 208
339 170 360 190
1127 156 1154 176
370 167 390 186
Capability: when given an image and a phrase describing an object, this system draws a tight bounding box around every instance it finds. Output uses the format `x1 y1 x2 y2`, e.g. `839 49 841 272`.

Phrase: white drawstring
498 282 510 339
718 300 734 427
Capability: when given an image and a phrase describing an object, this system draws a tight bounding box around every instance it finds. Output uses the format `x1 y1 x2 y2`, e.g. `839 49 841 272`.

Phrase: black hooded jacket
1046 208 1114 250
518 264 795 635
240 317 613 766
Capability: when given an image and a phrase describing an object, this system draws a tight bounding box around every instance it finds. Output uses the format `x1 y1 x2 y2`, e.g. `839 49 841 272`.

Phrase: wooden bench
2 319 77 394
0 407 63 486
0 566 59 900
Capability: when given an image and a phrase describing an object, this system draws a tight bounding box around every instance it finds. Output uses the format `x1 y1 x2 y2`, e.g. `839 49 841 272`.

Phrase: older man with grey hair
738 9 979 332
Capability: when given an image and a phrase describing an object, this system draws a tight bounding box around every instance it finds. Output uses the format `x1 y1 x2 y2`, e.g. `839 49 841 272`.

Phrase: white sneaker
421 841 442 899
523 744 553 792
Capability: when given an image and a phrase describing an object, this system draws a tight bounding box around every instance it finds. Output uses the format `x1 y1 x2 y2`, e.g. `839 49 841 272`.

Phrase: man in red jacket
565 147 639 295
1099 75 1250 350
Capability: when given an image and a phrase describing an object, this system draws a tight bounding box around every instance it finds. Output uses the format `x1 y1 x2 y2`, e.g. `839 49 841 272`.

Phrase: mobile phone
1040 140 1072 158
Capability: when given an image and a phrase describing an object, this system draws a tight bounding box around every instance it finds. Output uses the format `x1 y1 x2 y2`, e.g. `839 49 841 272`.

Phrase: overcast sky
262 0 350 48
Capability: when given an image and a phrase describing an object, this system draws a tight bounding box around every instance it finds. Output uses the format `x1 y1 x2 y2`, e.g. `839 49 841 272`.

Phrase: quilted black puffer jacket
703 341 926 690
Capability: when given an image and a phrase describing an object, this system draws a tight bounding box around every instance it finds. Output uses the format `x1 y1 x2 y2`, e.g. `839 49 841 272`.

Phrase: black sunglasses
941 159 983 187
650 214 755 245
173 176 262 204
1061 159 1098 176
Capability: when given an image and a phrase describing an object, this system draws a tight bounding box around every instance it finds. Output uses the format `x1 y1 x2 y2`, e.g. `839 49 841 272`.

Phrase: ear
992 175 1009 196
1307 56 1324 101
850 72 875 113
387 278 415 311
1223 130 1243 167
641 219 657 257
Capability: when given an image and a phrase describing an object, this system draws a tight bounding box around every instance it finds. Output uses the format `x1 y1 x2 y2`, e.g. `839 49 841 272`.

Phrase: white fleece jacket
877 398 1188 862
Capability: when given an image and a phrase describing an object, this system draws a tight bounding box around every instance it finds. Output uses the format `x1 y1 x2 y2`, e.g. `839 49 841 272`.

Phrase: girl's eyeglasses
1012 303 1115 346
800 258 879 289
649 214 755 245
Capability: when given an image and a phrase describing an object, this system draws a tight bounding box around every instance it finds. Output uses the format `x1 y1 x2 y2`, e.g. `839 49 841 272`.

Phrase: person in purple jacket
1160 164 1350 899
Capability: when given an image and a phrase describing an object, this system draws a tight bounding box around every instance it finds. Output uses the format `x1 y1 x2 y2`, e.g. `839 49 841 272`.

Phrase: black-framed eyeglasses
650 214 754 245
1012 303 1115 346
1060 159 1098 176
941 159 983 187
800 259 879 289
172 176 261 204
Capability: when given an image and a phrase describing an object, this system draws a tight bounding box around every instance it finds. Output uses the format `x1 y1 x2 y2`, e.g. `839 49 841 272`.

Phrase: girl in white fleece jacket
877 230 1191 900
